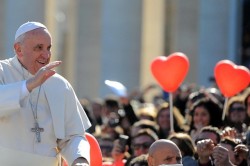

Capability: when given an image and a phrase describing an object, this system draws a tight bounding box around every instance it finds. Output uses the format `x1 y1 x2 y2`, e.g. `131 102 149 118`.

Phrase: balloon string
169 93 174 133
222 97 228 121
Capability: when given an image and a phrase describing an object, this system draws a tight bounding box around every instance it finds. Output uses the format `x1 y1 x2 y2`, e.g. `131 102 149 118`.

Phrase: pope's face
16 28 52 75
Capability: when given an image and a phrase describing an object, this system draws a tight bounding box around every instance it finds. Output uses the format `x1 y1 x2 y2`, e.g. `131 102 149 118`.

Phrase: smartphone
119 134 129 152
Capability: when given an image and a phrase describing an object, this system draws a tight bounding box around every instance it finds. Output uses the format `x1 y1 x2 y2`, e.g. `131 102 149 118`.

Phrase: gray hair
14 33 26 44
13 33 26 55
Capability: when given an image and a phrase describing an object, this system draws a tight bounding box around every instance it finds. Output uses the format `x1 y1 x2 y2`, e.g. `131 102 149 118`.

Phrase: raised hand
212 145 235 166
26 61 62 92
196 139 215 164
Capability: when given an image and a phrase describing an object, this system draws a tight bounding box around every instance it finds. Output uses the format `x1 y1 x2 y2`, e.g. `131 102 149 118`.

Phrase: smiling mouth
37 60 47 65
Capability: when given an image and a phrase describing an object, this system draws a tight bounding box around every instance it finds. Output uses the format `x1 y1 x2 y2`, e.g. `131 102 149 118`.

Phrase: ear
14 43 22 58
147 155 153 166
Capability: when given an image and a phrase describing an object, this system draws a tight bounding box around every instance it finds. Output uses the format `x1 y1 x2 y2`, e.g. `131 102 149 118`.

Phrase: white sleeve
0 81 23 116
58 135 90 166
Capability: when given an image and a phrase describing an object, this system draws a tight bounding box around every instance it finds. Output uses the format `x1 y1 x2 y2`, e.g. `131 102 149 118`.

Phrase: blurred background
0 0 249 101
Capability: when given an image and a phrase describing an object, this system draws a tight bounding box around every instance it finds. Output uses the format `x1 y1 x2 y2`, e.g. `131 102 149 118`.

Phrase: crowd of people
82 83 250 166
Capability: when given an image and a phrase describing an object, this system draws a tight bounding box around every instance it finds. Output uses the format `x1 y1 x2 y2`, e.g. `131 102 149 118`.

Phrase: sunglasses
133 142 152 150
229 107 245 112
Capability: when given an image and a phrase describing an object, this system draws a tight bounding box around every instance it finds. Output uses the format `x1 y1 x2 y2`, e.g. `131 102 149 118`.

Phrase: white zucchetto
15 22 47 40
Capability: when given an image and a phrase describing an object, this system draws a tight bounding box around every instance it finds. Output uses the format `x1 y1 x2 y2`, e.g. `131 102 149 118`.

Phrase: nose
196 115 203 122
42 50 51 59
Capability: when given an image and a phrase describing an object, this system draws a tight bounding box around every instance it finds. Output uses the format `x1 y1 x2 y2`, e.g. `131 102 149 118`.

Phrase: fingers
212 145 229 165
235 144 248 152
40 61 61 75
43 61 62 70
221 127 237 139
197 139 214 150
196 139 214 157
234 144 249 159
41 61 61 77
26 61 62 92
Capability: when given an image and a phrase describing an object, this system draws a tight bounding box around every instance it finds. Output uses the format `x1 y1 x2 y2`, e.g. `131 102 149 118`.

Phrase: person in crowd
129 84 160 104
195 126 221 166
195 126 222 146
119 94 138 126
234 144 249 166
147 139 182 166
0 21 91 165
225 95 248 139
102 94 138 137
212 144 236 166
131 119 159 138
173 84 195 116
156 102 186 139
243 88 250 124
220 137 247 166
90 97 104 126
205 87 224 106
107 128 157 166
195 127 242 166
184 90 207 129
96 134 114 160
189 97 224 141
137 103 157 122
102 95 121 125
131 128 158 158
184 88 224 130
108 136 131 166
196 139 216 166
169 132 198 166
118 107 138 137
196 137 247 166
98 114 124 141
235 129 250 166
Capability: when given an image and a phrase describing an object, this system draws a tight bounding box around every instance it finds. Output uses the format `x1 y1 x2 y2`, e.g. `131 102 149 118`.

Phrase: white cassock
0 56 92 166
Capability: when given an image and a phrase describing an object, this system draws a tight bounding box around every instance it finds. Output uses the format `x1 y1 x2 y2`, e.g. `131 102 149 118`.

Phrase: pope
0 22 91 166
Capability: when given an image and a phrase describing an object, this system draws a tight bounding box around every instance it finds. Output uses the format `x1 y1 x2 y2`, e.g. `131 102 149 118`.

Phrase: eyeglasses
229 107 245 112
133 142 152 150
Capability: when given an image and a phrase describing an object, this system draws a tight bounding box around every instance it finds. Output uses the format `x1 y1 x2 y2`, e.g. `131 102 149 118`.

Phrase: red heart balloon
151 52 189 92
214 60 250 97
85 133 103 166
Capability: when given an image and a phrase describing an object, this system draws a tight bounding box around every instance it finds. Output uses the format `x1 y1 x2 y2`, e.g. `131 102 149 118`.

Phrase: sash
0 146 58 166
